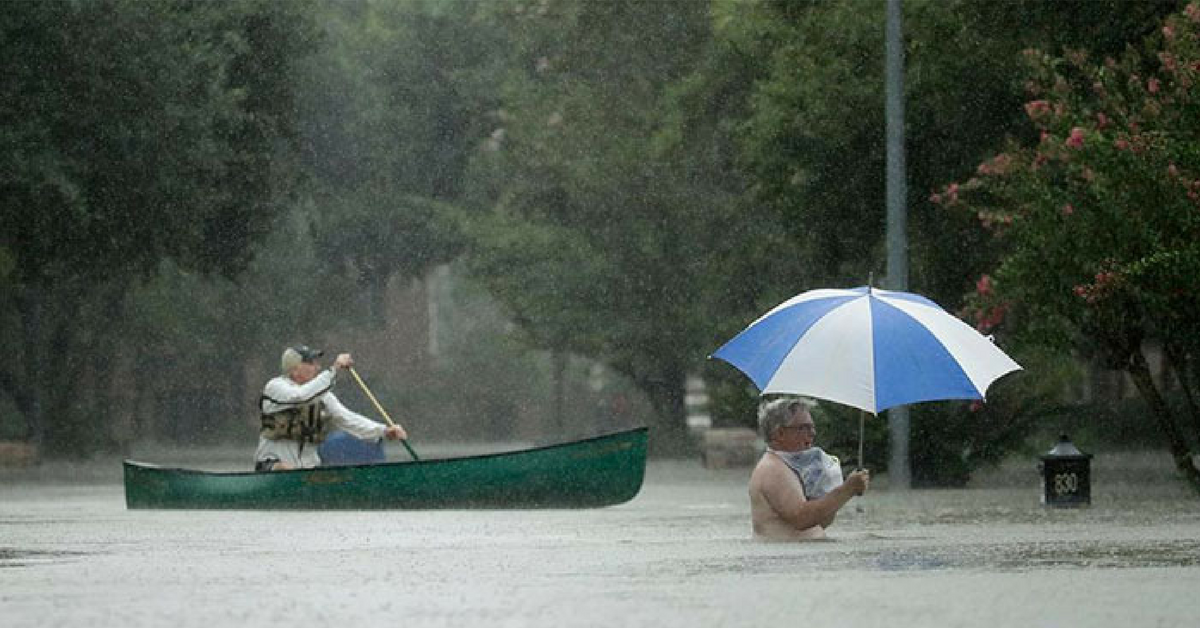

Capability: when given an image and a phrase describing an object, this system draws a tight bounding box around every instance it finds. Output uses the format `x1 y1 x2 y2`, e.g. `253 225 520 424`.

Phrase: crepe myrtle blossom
933 4 1200 489
1072 270 1121 305
1024 99 1052 122
974 303 1009 333
977 154 1012 176
944 182 960 204
1066 127 1086 148
930 178 992 208
975 210 1014 230
1184 177 1200 201
976 274 994 297
1160 52 1178 72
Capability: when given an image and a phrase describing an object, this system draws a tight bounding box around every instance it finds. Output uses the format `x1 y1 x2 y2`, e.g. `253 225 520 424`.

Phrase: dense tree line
1 0 320 452
2 0 1193 486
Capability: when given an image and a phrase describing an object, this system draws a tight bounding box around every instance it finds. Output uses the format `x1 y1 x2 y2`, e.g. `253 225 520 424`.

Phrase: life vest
260 399 330 444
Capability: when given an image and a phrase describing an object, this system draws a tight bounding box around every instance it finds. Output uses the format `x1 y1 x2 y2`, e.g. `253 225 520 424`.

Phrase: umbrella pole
854 410 868 514
858 410 866 469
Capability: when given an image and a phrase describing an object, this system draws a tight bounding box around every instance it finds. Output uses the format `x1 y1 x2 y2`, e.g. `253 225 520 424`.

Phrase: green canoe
123 427 648 510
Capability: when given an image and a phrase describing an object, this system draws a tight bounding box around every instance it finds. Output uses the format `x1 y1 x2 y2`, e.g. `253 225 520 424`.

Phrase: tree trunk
1165 344 1200 446
87 281 127 451
16 288 45 446
367 272 388 329
551 350 566 433
637 366 691 457
1127 349 1200 491
42 305 83 455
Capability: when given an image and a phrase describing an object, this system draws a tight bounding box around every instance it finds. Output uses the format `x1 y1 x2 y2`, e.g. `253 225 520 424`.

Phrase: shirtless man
749 397 869 540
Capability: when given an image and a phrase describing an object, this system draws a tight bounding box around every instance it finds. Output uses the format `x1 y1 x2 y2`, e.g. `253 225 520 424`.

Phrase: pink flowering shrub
933 5 1200 487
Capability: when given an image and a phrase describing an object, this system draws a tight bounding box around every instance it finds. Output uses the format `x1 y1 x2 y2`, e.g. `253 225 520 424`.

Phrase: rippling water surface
2 448 1198 627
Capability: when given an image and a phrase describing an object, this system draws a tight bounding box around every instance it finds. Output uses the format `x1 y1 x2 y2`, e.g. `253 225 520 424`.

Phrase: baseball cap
281 344 324 374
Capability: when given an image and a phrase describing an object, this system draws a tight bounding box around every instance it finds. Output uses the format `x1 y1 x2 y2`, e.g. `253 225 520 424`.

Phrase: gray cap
281 345 324 374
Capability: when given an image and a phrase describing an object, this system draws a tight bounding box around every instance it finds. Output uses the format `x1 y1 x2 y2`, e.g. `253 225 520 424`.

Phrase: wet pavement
2 449 1199 627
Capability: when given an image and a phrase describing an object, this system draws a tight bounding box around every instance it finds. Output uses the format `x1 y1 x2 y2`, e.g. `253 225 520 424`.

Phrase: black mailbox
1040 434 1093 507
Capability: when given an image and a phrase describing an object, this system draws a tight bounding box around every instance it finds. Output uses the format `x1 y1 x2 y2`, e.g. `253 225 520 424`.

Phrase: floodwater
2 446 1199 628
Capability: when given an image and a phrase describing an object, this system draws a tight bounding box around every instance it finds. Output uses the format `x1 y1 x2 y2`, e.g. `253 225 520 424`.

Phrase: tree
673 0 1178 481
460 0 717 452
296 0 493 321
934 5 1200 488
0 0 319 453
726 0 1176 310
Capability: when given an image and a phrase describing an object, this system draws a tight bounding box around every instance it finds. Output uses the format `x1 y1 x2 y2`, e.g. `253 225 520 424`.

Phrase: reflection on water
1 453 1198 628
678 539 1200 576
0 548 89 569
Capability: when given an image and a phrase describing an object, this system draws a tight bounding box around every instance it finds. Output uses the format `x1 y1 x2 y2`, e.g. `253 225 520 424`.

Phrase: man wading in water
749 397 869 540
256 345 407 471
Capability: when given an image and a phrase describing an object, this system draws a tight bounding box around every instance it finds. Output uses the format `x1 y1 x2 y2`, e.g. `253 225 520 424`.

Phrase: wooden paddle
348 366 420 461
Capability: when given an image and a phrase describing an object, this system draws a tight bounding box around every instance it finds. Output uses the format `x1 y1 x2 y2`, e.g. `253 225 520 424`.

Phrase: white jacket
255 369 386 468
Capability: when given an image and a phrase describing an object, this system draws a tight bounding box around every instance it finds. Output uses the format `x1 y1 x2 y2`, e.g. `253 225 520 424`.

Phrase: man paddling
748 397 869 540
255 345 407 471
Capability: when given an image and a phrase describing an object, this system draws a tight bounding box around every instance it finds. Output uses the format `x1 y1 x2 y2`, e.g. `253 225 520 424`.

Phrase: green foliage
0 0 321 453
937 4 1200 486
699 0 1178 320
460 0 716 451
697 0 1181 481
310 190 463 323
295 0 491 308
115 210 356 446
407 263 648 443
940 8 1200 364
3 0 1190 466
0 0 318 282
1047 394 1188 451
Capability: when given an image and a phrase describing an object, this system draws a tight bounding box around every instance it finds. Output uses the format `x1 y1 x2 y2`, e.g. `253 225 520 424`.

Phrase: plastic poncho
770 446 844 500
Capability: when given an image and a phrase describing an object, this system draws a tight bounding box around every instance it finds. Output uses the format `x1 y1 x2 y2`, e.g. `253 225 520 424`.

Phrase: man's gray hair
757 396 816 439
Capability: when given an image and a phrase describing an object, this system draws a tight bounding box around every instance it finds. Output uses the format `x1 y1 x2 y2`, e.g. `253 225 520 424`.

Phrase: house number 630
1054 473 1079 495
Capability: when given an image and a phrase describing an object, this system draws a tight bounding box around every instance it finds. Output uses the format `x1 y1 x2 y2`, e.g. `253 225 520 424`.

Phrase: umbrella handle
349 367 420 461
858 411 865 470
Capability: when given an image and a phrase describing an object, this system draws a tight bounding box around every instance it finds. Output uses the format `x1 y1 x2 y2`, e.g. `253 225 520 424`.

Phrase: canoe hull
123 427 648 510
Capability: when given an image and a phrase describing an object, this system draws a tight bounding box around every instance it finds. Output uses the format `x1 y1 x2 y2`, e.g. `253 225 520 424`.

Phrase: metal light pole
885 0 911 489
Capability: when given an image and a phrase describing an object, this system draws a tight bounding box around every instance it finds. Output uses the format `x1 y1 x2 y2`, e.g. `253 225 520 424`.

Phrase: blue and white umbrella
712 286 1021 415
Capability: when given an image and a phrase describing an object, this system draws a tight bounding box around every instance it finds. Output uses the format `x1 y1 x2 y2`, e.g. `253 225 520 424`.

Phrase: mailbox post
1040 434 1093 507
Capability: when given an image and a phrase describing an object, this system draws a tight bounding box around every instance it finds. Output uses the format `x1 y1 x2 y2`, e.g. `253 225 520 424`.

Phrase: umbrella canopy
711 286 1021 414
